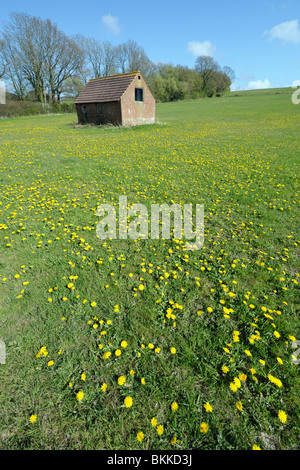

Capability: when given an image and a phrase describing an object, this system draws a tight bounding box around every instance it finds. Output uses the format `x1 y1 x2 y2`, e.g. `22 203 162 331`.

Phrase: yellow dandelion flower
204 402 213 412
137 432 144 442
223 347 231 354
200 422 209 433
238 373 247 382
102 351 111 359
118 376 126 385
253 445 261 450
268 374 282 387
29 414 37 423
236 401 243 411
156 425 164 436
101 383 107 392
76 391 84 401
171 402 178 411
278 410 287 423
124 396 133 408
170 347 176 354
151 417 157 427
121 340 128 348
233 377 241 388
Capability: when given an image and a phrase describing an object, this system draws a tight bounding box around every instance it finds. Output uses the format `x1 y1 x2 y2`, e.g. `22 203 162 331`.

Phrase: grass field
0 90 299 450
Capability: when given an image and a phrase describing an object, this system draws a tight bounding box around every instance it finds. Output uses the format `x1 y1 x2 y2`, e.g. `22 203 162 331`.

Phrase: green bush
0 99 75 118
0 100 44 118
61 102 76 113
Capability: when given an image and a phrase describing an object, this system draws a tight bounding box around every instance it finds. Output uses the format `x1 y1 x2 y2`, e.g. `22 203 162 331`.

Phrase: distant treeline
0 98 75 118
0 12 235 104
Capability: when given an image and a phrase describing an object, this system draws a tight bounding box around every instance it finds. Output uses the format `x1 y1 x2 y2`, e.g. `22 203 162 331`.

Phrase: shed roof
74 72 139 104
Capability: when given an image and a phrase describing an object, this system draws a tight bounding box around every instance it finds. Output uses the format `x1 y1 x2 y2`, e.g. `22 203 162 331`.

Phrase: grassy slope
0 91 299 450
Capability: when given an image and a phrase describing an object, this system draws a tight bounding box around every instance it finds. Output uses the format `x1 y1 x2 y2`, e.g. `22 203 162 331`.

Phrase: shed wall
76 101 121 125
120 75 155 126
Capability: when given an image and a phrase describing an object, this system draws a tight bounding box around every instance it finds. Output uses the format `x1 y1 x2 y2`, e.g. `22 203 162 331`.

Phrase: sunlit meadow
0 91 299 450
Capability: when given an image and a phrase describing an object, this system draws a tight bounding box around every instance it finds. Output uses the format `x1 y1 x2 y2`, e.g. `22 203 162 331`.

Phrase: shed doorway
81 105 87 123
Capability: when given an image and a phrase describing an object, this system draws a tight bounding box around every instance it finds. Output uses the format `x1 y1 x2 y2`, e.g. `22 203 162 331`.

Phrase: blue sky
1 0 299 90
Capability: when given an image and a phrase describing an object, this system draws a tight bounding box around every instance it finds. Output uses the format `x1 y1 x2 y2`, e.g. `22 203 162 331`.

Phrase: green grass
224 86 294 97
0 90 299 450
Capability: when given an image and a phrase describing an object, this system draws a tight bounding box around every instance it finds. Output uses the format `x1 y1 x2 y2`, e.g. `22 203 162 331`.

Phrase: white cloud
187 40 217 57
247 79 271 90
264 19 300 44
102 14 121 34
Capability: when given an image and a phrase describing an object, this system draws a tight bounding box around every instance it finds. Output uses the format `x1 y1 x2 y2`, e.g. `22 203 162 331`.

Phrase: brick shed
74 71 155 126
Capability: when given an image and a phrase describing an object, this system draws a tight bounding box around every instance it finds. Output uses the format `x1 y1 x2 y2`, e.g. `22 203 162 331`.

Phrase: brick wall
120 74 155 126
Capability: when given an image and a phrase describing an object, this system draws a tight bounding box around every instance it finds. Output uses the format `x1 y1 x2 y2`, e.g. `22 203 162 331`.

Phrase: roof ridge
88 71 140 82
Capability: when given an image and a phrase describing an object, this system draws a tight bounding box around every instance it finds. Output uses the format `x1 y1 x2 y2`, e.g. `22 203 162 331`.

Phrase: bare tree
4 13 46 102
80 36 104 79
42 22 84 102
115 42 128 74
222 66 236 84
80 37 117 78
118 40 154 78
102 41 117 77
0 39 6 79
1 12 84 102
0 31 29 99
